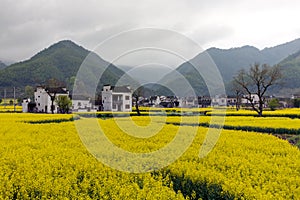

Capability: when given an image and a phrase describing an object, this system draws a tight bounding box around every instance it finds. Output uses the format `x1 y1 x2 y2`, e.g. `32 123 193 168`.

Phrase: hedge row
76 111 209 119
167 122 300 135
25 116 80 124
206 113 300 119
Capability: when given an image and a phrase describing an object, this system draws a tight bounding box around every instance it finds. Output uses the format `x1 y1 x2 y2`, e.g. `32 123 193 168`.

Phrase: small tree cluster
293 98 300 108
56 96 72 114
268 98 280 111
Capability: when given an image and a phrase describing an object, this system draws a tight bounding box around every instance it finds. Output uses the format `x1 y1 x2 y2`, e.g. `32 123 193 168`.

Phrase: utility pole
4 88 6 109
13 87 16 112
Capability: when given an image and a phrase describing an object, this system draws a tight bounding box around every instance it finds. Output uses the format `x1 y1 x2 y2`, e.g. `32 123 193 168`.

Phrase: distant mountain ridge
276 49 300 95
0 61 6 70
157 38 300 96
1 38 300 98
0 40 135 97
199 38 300 82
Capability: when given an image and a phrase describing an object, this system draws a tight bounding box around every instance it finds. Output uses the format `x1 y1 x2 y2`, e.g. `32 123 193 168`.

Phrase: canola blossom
0 111 299 199
0 105 22 112
164 115 300 130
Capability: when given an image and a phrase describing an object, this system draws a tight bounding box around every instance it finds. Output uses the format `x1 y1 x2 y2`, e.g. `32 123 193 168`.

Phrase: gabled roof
71 95 90 101
45 87 68 94
111 86 131 93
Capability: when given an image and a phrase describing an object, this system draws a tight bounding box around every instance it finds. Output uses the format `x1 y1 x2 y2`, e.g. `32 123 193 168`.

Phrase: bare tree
233 63 281 116
133 87 143 116
45 89 57 114
229 81 243 111
233 88 242 111
45 78 66 114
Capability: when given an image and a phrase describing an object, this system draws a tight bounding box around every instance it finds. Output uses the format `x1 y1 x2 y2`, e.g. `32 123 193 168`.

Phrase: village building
197 96 212 107
241 94 260 105
179 96 198 108
211 94 227 106
71 95 94 112
149 96 161 106
158 96 179 108
22 98 36 113
34 86 69 113
226 96 238 107
101 85 132 112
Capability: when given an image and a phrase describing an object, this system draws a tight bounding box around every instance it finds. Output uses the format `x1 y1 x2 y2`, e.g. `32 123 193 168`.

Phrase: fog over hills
155 38 300 96
0 40 136 98
1 38 300 98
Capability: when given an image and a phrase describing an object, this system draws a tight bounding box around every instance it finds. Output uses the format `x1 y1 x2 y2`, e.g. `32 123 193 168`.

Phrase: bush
269 98 280 111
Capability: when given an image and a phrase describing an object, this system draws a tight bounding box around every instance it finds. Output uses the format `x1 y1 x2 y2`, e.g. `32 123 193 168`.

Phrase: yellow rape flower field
0 110 299 199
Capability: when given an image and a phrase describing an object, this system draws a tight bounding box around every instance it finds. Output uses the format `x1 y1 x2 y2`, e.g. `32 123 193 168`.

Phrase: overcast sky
1 0 300 64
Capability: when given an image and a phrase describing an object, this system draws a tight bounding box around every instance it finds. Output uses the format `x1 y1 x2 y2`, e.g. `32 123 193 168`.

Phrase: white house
241 94 260 104
71 95 94 112
22 99 30 113
34 86 69 113
226 96 237 107
22 98 37 113
102 85 132 112
211 95 227 106
150 96 161 106
179 96 198 108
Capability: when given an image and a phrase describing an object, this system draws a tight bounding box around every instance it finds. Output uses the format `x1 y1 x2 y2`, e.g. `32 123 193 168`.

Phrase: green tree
66 76 76 92
55 96 72 114
293 98 300 108
46 78 65 88
269 98 280 111
25 85 34 99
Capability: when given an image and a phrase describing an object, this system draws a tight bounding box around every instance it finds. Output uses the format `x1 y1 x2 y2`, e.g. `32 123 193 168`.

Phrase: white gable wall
102 89 113 111
72 99 92 112
102 86 132 112
34 87 69 113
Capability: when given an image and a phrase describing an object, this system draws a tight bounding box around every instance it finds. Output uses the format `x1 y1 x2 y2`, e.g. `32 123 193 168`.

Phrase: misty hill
157 38 300 96
0 61 6 70
276 50 300 95
0 40 135 97
117 65 173 85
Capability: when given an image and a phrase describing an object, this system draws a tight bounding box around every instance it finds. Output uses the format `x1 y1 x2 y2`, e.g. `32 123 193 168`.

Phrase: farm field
0 109 299 199
0 105 22 112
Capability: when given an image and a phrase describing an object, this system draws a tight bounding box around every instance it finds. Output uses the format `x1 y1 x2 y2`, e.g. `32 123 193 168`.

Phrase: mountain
276 50 300 95
0 40 136 97
261 38 300 64
0 61 6 70
156 38 300 96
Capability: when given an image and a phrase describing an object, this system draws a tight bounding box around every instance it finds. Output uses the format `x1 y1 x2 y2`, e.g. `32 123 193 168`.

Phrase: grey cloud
0 0 300 63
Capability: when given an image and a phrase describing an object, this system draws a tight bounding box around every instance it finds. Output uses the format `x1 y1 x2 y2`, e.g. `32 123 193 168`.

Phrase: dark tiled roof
111 86 131 93
71 95 90 100
45 87 68 94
